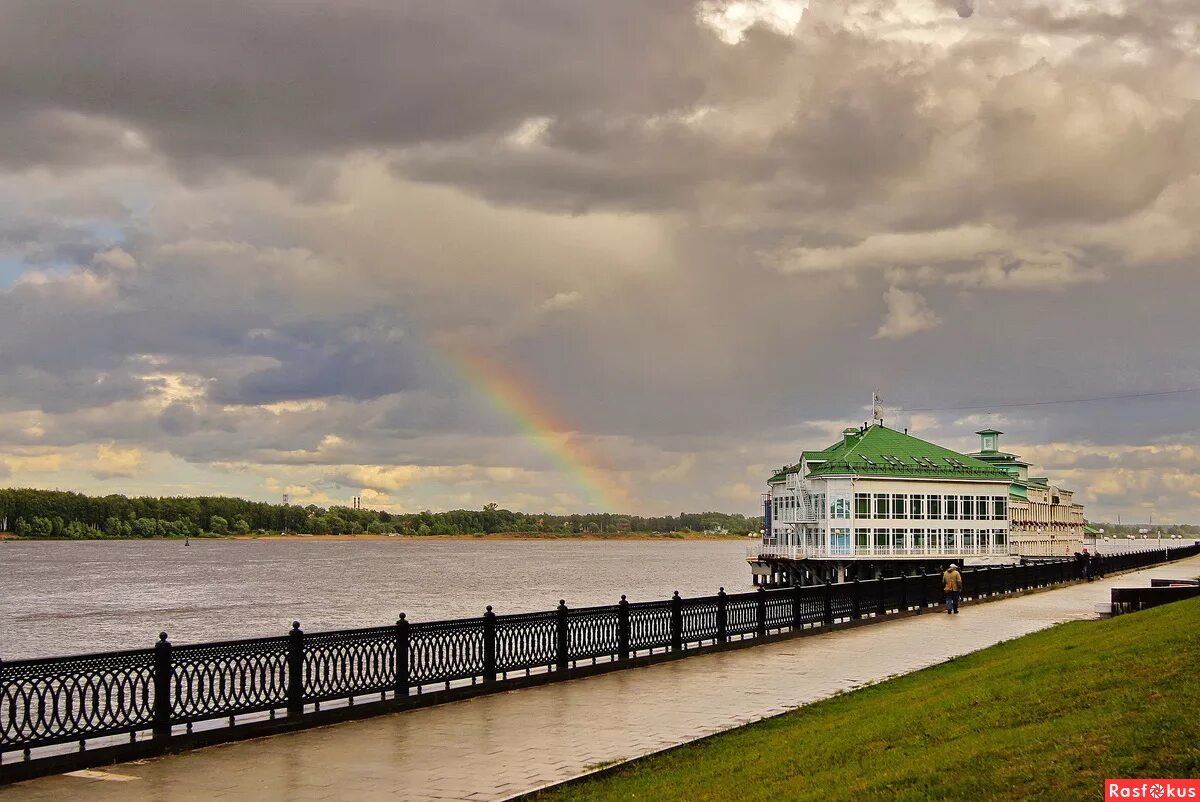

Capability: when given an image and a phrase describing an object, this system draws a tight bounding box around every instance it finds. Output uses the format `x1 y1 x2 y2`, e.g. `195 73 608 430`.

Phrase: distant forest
0 488 761 539
1088 522 1200 538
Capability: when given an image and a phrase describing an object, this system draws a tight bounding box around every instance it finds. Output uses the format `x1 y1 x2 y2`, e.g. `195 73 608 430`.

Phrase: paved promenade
5 556 1199 802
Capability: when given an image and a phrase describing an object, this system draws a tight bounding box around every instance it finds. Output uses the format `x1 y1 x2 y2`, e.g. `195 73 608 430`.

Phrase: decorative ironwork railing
1 543 1196 768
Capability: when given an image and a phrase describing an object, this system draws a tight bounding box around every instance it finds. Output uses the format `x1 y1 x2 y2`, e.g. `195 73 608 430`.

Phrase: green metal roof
802 425 1011 481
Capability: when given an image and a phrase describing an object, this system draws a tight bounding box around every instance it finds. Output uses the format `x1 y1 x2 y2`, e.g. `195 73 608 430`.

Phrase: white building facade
758 424 1013 583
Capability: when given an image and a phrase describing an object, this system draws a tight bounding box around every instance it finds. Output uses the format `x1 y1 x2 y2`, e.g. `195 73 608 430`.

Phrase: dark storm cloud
207 320 427 405
0 0 716 175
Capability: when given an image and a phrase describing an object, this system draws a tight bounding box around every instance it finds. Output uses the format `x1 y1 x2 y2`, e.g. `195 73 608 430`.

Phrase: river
0 539 753 659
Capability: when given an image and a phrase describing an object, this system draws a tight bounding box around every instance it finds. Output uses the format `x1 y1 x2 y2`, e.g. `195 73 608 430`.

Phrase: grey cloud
0 0 714 174
158 402 201 437
2 1 1200 517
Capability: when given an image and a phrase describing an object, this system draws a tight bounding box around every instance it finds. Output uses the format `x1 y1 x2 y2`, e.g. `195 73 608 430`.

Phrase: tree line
0 488 762 539
1088 522 1200 539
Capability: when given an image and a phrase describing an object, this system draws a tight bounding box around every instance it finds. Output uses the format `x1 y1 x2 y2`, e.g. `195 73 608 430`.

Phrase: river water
0 539 753 660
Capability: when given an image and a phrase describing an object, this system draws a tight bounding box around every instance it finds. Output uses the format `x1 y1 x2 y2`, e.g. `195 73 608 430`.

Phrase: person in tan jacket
943 564 963 614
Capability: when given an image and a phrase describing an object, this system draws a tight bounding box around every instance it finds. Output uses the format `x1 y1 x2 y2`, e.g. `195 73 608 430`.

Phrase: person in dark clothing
1081 547 1092 582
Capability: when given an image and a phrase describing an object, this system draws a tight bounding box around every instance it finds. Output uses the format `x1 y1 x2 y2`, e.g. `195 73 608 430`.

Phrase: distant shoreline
232 532 749 541
0 531 750 542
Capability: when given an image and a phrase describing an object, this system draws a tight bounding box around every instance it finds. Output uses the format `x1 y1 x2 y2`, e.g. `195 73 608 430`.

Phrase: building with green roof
752 422 1089 587
754 422 1014 586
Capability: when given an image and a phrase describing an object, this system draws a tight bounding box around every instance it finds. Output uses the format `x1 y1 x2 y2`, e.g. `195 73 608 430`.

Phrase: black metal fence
2 544 1197 769
1110 584 1200 615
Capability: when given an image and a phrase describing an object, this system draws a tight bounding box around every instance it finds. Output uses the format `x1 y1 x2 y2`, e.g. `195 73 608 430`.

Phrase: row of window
855 493 1006 521
782 527 1009 554
852 527 1008 549
771 493 1008 521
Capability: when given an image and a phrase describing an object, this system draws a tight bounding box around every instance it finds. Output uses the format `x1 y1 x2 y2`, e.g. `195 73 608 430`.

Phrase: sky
1 0 1199 521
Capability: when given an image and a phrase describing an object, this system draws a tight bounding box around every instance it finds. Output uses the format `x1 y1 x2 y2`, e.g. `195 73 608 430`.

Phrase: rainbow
442 345 625 512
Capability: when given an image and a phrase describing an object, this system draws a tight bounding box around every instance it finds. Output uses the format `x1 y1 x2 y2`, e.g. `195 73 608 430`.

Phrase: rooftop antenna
871 392 884 425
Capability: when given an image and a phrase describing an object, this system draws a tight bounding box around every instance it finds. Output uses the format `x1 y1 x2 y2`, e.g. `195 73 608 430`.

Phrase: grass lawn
536 598 1200 802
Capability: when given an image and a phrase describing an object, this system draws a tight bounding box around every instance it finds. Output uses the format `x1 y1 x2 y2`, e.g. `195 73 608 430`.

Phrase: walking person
943 563 963 614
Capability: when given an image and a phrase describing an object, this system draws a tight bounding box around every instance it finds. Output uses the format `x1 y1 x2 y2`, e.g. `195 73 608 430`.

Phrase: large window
855 528 870 549
911 494 925 520
977 496 990 522
831 496 850 519
912 528 926 550
892 493 908 519
927 495 942 519
928 529 943 551
855 493 871 518
874 493 890 518
874 528 889 550
944 495 959 520
961 495 975 519
830 528 851 555
993 497 1007 521
963 530 976 548
892 529 907 551
994 529 1007 548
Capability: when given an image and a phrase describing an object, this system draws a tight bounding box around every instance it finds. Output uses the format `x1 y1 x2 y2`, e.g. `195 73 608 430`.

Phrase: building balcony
775 509 818 524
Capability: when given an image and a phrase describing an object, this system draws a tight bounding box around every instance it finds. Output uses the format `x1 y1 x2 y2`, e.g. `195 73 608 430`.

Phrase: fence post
287 621 304 718
556 600 569 672
716 588 728 644
671 591 683 652
152 632 172 739
483 606 497 683
395 614 409 698
618 595 631 660
792 583 803 630
918 568 927 612
851 577 862 619
756 587 767 638
899 572 909 612
876 575 886 617
823 580 833 626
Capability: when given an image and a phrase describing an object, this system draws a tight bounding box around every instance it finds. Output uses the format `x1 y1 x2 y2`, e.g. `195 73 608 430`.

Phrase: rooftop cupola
976 428 1003 453
842 427 861 446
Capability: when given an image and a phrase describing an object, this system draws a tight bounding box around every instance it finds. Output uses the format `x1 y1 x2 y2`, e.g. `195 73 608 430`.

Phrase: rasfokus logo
1107 780 1200 800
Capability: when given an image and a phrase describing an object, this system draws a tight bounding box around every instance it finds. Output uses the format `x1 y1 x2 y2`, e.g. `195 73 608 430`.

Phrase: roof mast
871 391 884 425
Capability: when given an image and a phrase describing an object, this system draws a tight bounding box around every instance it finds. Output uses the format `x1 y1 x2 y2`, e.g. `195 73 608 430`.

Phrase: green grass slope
538 598 1200 802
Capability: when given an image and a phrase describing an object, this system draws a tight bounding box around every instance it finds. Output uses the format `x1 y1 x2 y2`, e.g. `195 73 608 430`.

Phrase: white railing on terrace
775 509 818 524
749 543 1012 560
